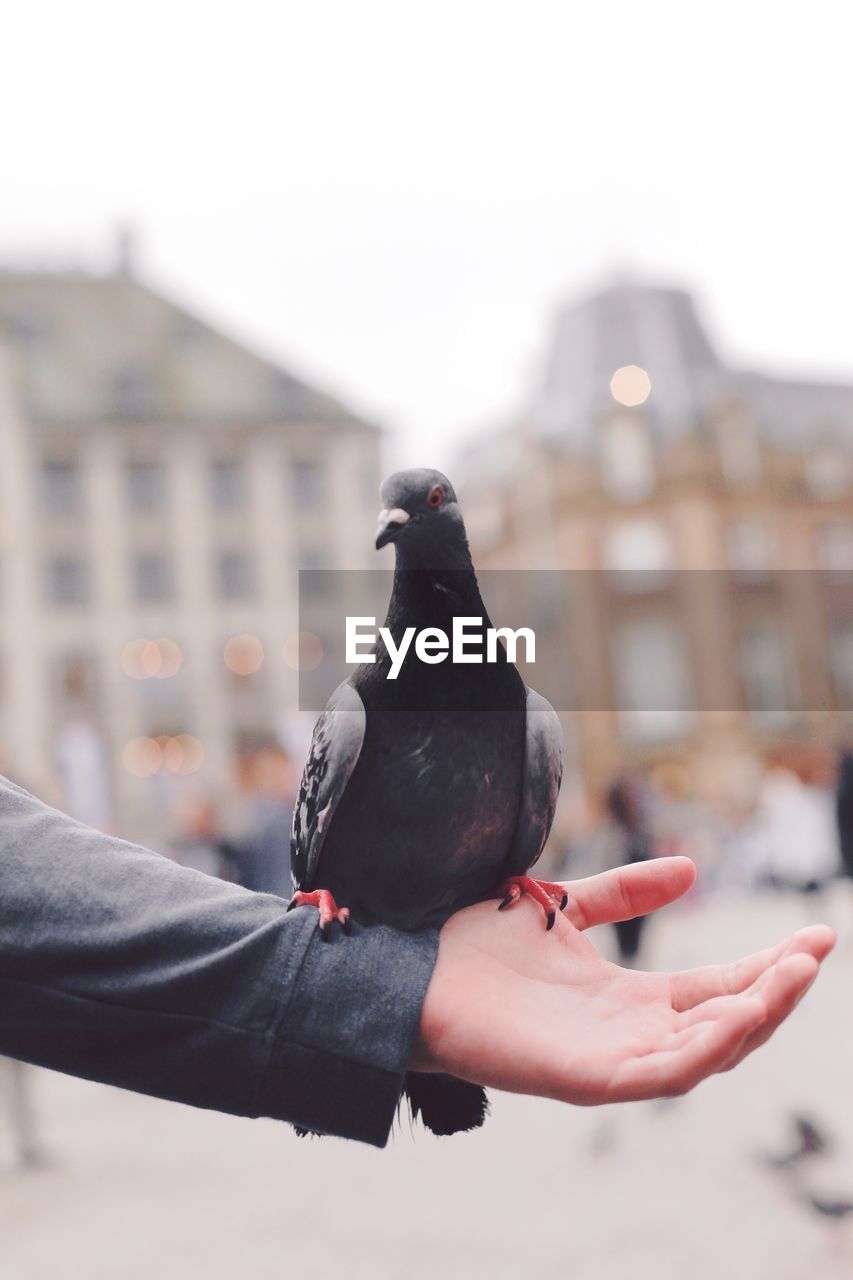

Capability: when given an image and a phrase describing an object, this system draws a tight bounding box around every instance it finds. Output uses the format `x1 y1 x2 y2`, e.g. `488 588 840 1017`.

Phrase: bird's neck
394 528 474 574
388 541 491 631
357 536 523 707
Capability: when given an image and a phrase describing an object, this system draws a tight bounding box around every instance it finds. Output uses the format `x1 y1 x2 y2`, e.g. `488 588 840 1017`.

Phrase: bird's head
375 468 468 565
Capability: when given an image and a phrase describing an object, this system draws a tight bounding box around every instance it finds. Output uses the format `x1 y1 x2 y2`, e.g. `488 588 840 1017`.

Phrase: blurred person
0 756 47 1172
231 744 295 897
602 774 653 967
758 763 840 894
831 748 853 947
0 772 834 1146
53 718 112 833
717 805 773 892
648 760 721 886
836 750 853 880
172 792 235 879
0 1056 45 1172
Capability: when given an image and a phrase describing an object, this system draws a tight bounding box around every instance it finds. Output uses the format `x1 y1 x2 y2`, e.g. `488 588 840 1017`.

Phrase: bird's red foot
497 876 569 931
287 889 351 940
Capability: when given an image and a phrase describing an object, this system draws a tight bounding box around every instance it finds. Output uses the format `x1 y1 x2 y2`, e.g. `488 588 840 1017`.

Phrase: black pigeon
290 468 563 1135
792 1114 830 1158
763 1113 830 1170
803 1191 853 1219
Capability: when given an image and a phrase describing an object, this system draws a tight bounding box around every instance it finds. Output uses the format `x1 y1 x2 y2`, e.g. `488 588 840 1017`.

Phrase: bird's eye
427 485 445 508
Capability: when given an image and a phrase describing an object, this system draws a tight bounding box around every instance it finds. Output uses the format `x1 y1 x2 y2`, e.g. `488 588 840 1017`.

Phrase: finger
563 857 696 930
608 997 764 1101
682 949 820 1042
672 941 786 1013
788 923 836 965
722 952 821 1070
671 925 835 1013
679 936 829 1026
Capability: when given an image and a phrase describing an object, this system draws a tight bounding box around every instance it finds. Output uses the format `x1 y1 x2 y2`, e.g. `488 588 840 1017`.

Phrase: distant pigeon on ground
804 1191 853 1219
791 1114 830 1159
763 1113 831 1170
290 468 563 1136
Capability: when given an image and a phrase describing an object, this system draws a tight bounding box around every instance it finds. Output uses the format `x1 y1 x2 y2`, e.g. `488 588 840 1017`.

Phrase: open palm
413 857 834 1104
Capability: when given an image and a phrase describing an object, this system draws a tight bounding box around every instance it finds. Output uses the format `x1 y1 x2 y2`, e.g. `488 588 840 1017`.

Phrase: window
830 624 853 711
113 364 156 419
127 460 167 512
604 519 671 572
716 411 761 486
217 551 254 600
806 448 849 500
41 461 81 515
211 458 245 510
137 665 190 716
739 618 794 724
46 556 90 606
132 552 174 603
603 519 672 592
612 617 693 741
291 458 326 509
817 523 853 574
360 460 380 501
6 308 48 345
297 544 328 571
297 545 331 598
726 519 774 577
600 413 655 502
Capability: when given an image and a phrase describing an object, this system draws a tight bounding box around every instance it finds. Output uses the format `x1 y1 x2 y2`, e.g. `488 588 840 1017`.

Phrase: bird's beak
375 507 410 550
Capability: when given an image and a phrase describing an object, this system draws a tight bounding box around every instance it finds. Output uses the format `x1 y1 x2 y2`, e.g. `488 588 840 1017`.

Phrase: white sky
2 1 852 474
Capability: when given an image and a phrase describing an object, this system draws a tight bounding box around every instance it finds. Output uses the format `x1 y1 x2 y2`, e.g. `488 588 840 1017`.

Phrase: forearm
0 776 437 1146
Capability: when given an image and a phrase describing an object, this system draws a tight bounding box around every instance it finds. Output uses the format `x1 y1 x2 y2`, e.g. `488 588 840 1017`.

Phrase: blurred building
0 255 381 837
461 280 853 801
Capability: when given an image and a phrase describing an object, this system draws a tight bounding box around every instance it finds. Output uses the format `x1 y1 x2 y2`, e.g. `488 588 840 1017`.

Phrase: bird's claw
495 876 569 931
288 889 352 939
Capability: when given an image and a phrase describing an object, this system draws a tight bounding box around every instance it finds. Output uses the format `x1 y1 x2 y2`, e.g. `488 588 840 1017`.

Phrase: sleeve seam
0 973 268 1038
251 906 319 1113
0 969 401 1087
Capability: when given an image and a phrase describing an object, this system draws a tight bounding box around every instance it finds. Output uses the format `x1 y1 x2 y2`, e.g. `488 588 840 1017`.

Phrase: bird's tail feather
292 1075 488 1140
403 1071 489 1136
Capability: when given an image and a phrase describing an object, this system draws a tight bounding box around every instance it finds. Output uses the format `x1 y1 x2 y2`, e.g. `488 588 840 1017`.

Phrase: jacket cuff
256 910 439 1146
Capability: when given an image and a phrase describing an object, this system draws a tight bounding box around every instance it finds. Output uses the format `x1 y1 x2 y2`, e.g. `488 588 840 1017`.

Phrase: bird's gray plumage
291 680 365 892
506 688 564 876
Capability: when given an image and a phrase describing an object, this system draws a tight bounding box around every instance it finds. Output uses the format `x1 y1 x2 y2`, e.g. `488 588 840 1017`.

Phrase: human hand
412 857 834 1103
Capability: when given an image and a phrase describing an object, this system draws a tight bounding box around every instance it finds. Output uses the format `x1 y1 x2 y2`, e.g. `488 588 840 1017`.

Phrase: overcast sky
2 1 852 473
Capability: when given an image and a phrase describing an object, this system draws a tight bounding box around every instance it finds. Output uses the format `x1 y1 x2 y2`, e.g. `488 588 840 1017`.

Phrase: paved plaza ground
2 889 853 1280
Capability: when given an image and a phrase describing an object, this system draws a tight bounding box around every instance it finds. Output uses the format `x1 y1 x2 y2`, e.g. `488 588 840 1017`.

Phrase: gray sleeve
0 775 438 1147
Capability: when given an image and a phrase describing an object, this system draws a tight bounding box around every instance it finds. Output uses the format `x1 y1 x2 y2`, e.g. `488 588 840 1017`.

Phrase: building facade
460 281 853 806
0 264 381 839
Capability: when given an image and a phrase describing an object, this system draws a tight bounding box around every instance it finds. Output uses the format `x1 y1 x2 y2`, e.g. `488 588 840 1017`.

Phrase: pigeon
290 468 563 1135
763 1113 830 1169
803 1192 853 1219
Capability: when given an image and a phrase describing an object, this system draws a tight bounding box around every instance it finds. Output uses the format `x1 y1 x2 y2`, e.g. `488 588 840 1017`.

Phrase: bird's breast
315 706 526 929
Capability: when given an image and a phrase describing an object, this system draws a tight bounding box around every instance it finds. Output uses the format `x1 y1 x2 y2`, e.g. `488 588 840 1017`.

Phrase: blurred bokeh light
609 363 652 406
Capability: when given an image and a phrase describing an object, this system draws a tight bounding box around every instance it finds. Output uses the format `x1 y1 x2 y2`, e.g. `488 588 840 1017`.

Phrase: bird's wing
506 686 563 875
290 680 366 890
